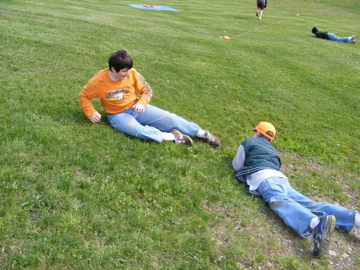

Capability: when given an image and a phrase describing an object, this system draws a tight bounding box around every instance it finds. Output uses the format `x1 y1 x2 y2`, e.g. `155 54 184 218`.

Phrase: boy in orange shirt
79 50 220 147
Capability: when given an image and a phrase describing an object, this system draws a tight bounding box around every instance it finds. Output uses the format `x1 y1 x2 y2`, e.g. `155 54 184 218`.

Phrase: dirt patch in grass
204 203 359 269
279 150 359 209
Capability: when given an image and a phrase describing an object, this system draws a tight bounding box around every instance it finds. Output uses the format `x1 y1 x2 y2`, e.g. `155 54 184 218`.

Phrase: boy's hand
132 103 145 113
90 112 101 123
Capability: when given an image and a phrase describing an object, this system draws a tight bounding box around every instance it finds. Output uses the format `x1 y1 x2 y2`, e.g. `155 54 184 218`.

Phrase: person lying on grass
232 122 359 257
79 50 220 147
312 27 356 43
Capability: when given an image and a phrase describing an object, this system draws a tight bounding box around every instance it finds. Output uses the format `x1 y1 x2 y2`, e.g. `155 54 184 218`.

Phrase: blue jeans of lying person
256 177 356 238
327 33 352 42
107 104 200 143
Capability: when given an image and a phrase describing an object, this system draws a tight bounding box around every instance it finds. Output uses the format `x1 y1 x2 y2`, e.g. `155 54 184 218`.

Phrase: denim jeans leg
290 193 356 233
327 33 350 42
135 104 200 136
257 177 316 238
107 109 163 142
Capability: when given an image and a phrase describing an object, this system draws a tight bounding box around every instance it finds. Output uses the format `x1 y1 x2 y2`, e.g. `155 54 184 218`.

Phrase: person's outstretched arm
232 144 245 172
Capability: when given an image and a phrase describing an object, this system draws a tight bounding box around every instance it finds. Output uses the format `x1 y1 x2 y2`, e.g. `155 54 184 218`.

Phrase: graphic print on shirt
139 74 153 100
106 88 130 101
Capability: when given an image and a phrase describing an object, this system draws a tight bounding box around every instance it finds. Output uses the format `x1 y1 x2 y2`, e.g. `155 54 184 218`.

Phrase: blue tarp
129 4 180 11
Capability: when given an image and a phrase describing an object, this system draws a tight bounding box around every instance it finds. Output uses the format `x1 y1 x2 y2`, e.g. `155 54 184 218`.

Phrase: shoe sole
209 140 221 148
203 131 221 148
170 129 193 146
182 135 194 146
313 215 336 257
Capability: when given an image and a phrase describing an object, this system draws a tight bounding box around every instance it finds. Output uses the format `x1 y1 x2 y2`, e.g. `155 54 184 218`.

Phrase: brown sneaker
170 129 194 146
203 131 221 148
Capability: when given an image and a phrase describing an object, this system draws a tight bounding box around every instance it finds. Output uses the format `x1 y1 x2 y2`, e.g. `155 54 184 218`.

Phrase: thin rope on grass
66 1 219 37
65 1 272 39
236 24 270 38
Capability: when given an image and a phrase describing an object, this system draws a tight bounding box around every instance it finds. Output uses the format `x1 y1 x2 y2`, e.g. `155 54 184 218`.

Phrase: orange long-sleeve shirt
79 68 153 119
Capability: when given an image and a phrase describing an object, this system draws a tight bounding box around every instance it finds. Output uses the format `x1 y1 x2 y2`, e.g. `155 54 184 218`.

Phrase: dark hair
108 50 133 72
266 131 274 139
312 27 318 34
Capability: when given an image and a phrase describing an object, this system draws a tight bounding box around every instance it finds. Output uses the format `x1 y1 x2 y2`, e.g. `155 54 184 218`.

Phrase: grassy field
1 0 359 269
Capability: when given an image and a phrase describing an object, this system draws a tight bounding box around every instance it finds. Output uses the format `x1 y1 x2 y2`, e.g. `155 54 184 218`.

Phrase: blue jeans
327 33 351 42
107 104 200 142
257 177 356 238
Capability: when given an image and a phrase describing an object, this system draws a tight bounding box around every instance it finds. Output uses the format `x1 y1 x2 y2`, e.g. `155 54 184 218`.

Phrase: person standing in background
256 0 267 20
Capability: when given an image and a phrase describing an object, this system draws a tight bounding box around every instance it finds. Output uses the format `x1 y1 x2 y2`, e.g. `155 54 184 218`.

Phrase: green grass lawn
1 0 359 269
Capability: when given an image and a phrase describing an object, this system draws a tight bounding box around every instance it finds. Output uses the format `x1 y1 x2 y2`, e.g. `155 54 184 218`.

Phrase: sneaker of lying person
349 35 356 43
170 129 193 146
203 131 221 148
355 220 360 239
312 215 336 256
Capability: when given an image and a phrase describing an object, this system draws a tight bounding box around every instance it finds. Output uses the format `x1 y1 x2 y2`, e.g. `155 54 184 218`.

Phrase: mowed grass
0 0 359 269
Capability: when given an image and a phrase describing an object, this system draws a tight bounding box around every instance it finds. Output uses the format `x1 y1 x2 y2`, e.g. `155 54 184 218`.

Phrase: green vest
235 136 281 181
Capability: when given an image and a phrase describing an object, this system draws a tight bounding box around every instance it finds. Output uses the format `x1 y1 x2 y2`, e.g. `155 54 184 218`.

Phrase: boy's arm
232 144 245 172
135 72 153 107
79 84 98 121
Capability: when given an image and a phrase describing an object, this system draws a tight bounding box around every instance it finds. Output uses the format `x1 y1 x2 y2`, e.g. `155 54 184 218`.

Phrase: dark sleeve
315 31 328 39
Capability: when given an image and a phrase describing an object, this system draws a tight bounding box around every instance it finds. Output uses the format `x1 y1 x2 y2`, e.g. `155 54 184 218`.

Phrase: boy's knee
269 196 288 207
